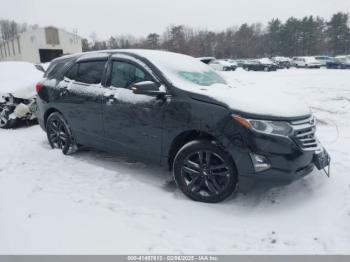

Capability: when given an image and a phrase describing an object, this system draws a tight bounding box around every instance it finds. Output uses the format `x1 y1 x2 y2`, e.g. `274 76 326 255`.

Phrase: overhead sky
0 0 349 39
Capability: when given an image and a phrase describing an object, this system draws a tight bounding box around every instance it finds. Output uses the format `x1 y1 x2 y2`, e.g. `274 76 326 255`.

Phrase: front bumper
225 123 329 182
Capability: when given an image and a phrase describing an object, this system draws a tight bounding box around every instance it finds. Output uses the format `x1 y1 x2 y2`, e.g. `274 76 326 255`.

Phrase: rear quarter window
45 60 71 79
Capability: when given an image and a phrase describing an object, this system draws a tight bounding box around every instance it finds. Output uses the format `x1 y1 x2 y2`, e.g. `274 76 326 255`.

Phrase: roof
53 49 188 63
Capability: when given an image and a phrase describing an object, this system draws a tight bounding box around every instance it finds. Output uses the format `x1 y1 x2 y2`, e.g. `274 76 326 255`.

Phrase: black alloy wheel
173 140 237 203
46 112 77 155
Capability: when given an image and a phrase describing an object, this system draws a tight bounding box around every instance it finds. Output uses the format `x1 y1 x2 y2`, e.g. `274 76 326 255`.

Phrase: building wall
0 36 23 61
0 27 82 63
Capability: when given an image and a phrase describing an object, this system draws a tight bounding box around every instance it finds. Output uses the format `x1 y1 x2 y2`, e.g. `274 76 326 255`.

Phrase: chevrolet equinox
36 50 330 203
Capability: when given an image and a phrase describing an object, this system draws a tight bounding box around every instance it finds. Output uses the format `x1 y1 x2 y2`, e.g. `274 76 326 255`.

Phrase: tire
173 140 238 203
0 106 18 129
46 112 78 155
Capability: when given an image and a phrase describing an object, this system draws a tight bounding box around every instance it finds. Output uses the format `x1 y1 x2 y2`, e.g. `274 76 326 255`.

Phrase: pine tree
326 12 350 55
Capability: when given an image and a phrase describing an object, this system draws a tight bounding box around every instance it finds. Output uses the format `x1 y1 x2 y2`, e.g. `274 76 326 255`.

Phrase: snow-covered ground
0 68 349 254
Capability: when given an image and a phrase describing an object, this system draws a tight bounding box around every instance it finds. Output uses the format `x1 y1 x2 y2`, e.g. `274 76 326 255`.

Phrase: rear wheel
173 140 237 203
0 107 17 129
46 112 77 155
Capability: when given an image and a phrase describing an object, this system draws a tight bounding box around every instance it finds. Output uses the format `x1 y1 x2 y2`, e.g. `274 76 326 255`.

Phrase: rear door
54 59 107 146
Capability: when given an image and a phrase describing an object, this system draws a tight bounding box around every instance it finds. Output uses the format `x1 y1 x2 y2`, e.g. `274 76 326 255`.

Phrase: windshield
335 57 350 63
178 70 226 86
124 50 228 87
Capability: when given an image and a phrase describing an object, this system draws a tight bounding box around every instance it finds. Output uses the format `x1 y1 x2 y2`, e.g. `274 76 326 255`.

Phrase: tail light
35 83 43 93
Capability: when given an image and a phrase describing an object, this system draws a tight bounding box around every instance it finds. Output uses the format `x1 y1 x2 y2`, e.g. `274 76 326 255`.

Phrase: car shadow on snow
56 145 323 207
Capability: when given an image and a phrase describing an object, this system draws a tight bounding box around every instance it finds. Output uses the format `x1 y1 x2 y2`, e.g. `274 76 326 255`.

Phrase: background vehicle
293 57 321 68
36 50 330 203
326 56 350 69
272 56 292 69
243 58 278 71
209 59 237 71
197 57 216 64
314 56 333 66
0 62 44 128
234 59 247 67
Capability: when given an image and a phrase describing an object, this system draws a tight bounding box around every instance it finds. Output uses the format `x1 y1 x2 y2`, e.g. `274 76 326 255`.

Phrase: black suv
36 50 330 203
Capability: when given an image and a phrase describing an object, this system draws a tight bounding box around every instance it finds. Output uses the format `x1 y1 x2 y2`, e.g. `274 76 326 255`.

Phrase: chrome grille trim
290 116 319 151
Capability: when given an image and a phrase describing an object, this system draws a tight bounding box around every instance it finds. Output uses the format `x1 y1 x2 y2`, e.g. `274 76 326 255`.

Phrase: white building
0 26 82 63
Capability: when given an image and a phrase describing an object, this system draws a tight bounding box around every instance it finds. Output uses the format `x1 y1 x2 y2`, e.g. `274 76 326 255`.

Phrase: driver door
101 58 166 163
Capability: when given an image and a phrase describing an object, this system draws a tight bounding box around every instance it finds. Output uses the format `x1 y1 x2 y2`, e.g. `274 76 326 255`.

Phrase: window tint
65 63 78 80
45 60 70 79
78 61 106 84
111 61 151 88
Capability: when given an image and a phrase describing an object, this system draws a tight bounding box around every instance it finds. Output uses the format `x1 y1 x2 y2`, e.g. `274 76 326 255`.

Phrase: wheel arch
43 107 63 128
168 129 229 171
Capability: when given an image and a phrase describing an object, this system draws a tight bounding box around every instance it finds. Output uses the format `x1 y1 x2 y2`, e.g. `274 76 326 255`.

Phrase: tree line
83 12 350 58
1 12 350 58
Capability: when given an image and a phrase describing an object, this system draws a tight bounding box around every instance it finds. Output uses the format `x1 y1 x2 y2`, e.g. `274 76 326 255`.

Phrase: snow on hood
0 61 43 99
189 83 311 119
124 50 311 119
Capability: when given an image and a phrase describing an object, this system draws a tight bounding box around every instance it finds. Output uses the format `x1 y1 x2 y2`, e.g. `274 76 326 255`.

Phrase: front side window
111 61 151 88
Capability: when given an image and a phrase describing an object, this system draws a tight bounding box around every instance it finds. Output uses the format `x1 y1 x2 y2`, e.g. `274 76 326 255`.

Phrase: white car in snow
208 59 237 71
292 57 322 68
0 62 44 128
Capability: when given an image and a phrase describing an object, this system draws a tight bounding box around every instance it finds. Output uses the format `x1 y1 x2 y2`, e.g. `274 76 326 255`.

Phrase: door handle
105 94 117 105
60 86 69 96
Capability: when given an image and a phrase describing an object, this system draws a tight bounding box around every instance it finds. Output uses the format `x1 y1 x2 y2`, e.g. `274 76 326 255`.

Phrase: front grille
290 116 319 151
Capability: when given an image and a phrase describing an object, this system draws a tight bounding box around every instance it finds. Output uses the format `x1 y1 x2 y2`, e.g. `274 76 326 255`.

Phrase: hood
187 83 311 120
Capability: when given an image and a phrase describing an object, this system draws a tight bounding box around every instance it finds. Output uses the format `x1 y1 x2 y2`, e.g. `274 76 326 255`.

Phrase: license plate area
313 148 331 176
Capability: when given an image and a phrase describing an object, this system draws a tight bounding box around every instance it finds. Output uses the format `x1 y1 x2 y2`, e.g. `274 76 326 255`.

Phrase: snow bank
0 69 349 254
0 61 43 99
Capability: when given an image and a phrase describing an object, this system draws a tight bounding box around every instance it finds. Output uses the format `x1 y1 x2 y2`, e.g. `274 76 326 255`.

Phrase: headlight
232 115 292 136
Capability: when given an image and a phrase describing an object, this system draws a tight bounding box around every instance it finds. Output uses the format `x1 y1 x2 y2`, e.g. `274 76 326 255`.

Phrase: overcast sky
0 0 349 39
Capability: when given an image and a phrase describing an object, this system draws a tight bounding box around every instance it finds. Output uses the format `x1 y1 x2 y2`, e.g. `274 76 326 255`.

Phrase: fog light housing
250 153 271 172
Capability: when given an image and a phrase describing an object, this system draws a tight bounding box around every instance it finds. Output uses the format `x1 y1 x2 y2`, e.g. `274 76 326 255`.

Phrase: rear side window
64 61 106 84
78 61 106 84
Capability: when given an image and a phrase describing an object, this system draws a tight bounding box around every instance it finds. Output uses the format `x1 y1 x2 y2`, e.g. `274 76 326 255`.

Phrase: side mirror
131 81 165 96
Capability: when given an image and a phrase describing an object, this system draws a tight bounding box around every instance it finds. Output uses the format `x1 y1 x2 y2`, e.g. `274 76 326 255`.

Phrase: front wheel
173 140 238 203
0 106 17 129
46 112 77 155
